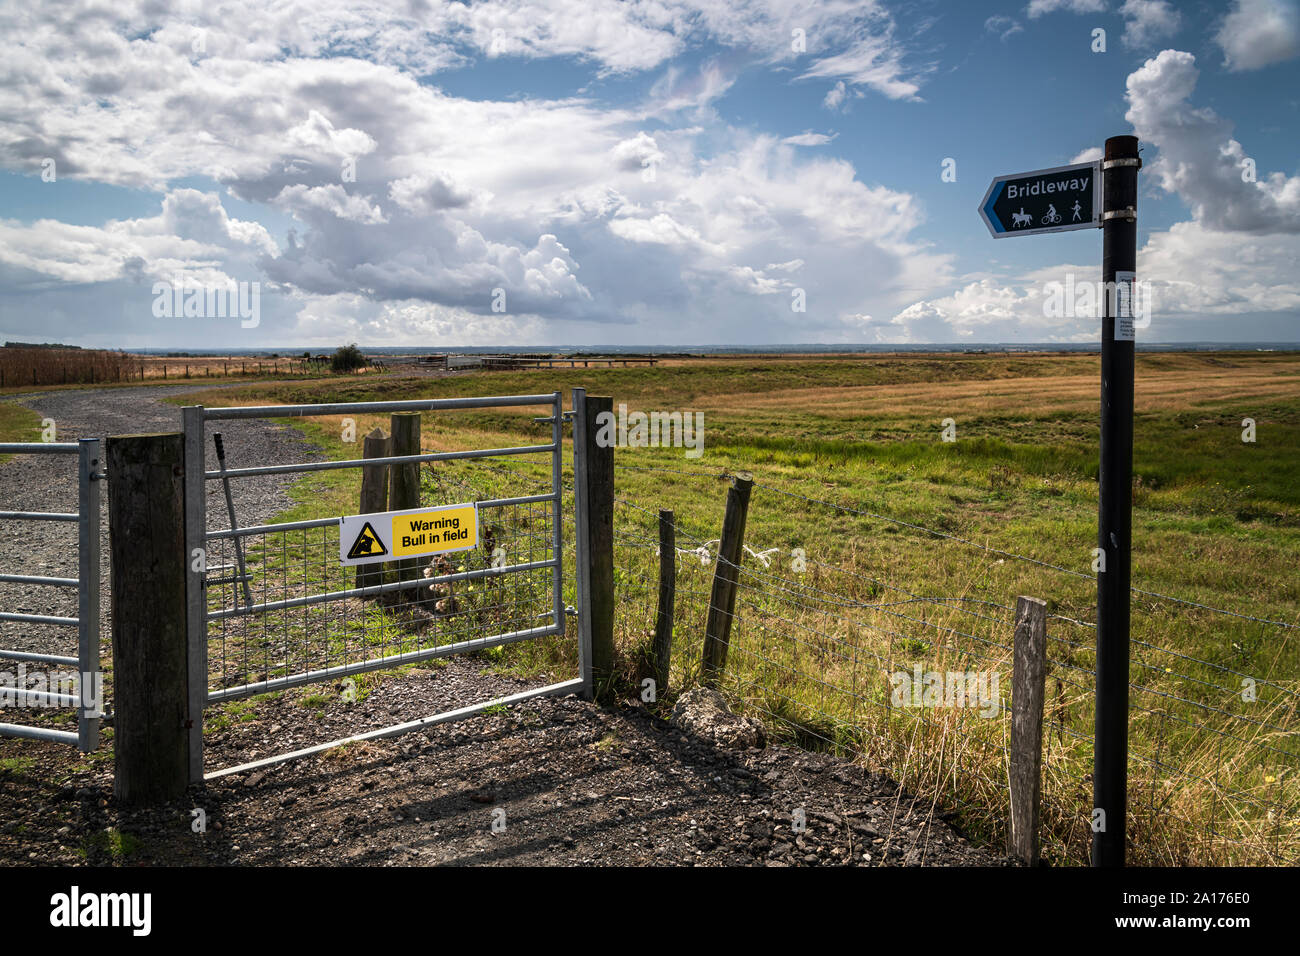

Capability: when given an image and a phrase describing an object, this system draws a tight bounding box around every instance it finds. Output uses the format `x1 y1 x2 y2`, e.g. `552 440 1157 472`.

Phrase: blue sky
0 0 1296 348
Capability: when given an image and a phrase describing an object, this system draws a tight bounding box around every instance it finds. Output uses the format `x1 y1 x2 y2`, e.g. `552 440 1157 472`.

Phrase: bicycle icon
1041 204 1061 225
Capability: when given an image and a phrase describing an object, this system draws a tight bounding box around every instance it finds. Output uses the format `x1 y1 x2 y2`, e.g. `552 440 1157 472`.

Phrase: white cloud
781 132 835 146
1119 0 1181 49
274 184 387 224
1070 146 1104 164
1214 0 1300 71
645 62 737 116
984 16 1024 41
0 189 276 288
1125 49 1300 233
798 32 922 101
1026 0 1107 19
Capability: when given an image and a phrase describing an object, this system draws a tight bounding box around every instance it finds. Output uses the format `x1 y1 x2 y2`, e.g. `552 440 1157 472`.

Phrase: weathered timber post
651 508 676 698
573 390 614 699
107 433 189 804
701 472 753 687
1008 595 1049 865
389 411 421 602
357 427 390 593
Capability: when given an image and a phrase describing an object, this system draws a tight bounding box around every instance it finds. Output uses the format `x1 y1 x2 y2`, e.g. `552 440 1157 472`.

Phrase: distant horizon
7 341 1294 356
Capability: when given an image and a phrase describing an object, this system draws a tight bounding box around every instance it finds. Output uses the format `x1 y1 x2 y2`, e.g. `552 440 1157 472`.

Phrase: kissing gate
181 393 590 782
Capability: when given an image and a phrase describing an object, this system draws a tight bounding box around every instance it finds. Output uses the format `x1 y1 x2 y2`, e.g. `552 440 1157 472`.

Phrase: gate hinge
89 472 108 481
564 605 578 617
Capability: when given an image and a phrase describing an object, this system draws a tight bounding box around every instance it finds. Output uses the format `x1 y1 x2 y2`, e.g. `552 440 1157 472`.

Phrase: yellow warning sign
389 504 477 557
338 502 478 566
346 521 387 561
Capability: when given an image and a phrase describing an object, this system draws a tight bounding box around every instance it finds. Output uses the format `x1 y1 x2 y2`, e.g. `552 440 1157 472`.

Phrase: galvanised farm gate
0 440 102 752
182 393 588 781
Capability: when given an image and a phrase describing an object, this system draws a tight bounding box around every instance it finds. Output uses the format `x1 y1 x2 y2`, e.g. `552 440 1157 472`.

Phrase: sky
0 0 1297 349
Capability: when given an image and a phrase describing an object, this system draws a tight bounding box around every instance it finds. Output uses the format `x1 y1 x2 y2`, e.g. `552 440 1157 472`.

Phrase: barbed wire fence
388 448 1297 865
605 462 1300 867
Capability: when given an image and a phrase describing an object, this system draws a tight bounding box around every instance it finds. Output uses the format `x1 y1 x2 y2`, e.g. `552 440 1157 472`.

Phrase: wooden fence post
1008 594 1048 865
652 508 676 697
389 411 421 601
575 393 615 698
701 472 754 687
107 433 189 804
357 427 390 592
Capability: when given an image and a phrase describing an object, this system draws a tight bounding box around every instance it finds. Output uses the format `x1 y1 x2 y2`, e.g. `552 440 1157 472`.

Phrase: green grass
0 756 38 775
78 827 142 862
168 351 1300 865
0 400 43 459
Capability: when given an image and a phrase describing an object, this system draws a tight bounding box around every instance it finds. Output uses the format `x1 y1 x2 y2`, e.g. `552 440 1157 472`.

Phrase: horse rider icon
1071 199 1083 222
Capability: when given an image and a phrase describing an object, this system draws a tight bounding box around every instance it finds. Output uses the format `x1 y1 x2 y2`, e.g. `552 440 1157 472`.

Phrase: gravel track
2 691 1012 867
0 385 323 660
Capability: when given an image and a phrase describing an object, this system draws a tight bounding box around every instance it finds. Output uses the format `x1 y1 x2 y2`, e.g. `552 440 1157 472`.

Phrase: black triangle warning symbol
346 521 388 560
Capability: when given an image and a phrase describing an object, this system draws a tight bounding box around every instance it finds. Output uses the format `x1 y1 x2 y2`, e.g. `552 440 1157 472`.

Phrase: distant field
10 349 1298 865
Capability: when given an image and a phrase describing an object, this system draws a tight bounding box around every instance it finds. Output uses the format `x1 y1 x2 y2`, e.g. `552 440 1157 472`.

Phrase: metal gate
182 393 587 781
0 439 102 751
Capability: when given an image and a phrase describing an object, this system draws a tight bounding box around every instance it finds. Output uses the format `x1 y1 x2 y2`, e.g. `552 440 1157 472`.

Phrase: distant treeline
3 341 82 350
0 347 140 387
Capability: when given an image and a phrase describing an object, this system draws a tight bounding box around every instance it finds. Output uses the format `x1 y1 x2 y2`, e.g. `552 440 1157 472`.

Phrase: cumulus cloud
0 189 276 288
274 184 387 224
1215 0 1300 71
1125 50 1300 233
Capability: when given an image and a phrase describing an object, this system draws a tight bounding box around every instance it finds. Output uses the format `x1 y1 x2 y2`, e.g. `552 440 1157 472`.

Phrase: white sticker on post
1114 271 1136 341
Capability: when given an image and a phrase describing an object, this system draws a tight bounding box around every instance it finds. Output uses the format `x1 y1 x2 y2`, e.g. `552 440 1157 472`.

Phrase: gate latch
533 411 575 424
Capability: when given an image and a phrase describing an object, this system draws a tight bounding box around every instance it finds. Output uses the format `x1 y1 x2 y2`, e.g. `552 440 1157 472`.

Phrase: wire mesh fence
202 454 560 702
607 463 1300 866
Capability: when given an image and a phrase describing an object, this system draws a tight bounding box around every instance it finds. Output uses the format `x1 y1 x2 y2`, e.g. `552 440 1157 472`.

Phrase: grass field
0 402 41 454
14 349 1297 865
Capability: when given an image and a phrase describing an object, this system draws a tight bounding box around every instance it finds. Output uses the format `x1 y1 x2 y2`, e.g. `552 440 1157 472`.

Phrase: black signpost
979 137 1140 867
1094 135 1141 867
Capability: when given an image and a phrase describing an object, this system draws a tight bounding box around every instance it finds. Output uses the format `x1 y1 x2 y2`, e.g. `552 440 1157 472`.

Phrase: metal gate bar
184 393 579 780
0 439 101 751
205 677 584 781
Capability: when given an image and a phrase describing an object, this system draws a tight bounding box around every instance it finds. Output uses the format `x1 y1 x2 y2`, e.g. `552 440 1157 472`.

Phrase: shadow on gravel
3 680 1012 867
